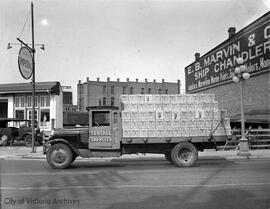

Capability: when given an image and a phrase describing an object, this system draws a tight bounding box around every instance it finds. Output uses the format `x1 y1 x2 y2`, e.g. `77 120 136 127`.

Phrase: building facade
185 12 270 126
0 82 63 131
62 86 78 112
77 77 181 111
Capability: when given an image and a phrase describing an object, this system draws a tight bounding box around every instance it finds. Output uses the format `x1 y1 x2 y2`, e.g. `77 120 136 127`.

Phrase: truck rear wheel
46 143 73 169
171 142 198 167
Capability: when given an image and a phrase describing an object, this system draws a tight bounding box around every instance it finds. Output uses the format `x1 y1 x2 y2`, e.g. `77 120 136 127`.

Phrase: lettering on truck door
89 110 112 149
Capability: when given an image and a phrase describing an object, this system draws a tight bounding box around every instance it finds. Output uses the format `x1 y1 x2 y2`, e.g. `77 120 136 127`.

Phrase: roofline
185 11 270 69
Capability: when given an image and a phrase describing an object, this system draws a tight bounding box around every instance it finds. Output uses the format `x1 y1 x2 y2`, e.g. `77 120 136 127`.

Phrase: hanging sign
18 46 33 80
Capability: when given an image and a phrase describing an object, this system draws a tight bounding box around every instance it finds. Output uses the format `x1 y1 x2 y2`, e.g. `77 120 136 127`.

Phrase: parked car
0 118 43 146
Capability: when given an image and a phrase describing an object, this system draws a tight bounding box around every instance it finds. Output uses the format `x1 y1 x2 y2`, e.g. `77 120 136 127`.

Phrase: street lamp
232 57 251 157
7 42 45 51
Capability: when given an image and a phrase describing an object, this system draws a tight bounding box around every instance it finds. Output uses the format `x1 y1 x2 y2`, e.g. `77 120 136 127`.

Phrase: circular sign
18 46 33 80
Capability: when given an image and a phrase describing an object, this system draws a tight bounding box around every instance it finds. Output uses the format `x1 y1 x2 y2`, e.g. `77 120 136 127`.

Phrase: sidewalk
0 146 269 161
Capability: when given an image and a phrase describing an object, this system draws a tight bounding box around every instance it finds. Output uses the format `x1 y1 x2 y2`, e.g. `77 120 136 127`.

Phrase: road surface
0 157 269 209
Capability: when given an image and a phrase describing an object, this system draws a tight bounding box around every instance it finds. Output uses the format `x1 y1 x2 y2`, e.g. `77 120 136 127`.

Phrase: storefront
0 81 63 131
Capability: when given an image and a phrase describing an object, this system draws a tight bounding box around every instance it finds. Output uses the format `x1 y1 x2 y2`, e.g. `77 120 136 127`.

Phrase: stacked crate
120 94 231 138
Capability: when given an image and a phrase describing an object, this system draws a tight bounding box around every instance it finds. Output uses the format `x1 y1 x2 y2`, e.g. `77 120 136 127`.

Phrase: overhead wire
18 9 31 39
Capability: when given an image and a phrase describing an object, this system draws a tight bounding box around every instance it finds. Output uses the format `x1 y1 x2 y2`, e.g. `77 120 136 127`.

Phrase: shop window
41 96 50 107
15 97 20 107
21 97 25 107
45 96 50 107
40 109 50 127
15 97 25 108
113 112 118 124
35 96 38 107
28 110 38 127
27 96 32 107
15 110 24 120
41 97 44 107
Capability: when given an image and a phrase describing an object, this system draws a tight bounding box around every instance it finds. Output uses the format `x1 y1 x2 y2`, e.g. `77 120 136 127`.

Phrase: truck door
89 110 112 149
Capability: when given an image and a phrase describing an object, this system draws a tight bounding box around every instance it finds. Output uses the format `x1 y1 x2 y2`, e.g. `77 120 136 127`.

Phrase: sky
0 0 269 104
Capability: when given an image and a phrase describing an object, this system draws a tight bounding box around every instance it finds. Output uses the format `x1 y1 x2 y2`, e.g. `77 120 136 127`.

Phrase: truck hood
53 127 89 136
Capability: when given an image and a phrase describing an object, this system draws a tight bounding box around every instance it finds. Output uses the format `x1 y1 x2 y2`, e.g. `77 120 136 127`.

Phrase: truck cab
88 106 121 150
44 107 123 168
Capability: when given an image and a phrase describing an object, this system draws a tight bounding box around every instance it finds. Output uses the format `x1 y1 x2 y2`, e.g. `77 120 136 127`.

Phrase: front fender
43 138 80 155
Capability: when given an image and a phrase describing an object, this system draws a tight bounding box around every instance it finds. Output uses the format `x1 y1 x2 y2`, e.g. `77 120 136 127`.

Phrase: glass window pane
15 97 20 107
113 112 118 124
45 96 50 107
21 97 25 107
41 97 45 107
92 111 110 127
41 109 50 127
15 110 24 120
27 96 32 107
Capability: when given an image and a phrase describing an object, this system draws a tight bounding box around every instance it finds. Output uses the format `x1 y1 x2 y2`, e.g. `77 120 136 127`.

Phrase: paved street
1 158 269 209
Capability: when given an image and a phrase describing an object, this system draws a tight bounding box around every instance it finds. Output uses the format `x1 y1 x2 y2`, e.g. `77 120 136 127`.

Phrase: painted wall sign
18 46 33 80
185 18 270 93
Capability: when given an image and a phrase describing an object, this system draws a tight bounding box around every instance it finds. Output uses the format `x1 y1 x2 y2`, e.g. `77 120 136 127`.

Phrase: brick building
77 77 181 111
185 12 270 127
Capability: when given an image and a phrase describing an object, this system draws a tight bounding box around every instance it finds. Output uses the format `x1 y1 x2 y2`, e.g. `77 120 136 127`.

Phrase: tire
24 135 32 147
0 135 9 146
46 143 73 169
164 152 173 163
71 152 78 164
171 142 198 167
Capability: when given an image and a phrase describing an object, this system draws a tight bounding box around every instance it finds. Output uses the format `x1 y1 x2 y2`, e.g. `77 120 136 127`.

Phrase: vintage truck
43 94 231 169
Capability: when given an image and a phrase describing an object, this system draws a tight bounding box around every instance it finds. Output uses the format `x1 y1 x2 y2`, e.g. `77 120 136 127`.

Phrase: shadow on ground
106 188 269 209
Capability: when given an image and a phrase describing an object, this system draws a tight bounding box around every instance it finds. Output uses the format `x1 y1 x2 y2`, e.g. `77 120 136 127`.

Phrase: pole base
31 146 37 153
237 138 251 157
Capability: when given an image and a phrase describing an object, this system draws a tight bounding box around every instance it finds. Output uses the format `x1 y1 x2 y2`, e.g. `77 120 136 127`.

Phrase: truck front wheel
46 143 73 169
171 142 198 167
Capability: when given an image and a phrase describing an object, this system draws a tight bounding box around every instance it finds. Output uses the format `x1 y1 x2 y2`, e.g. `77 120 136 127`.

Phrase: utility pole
31 2 36 153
